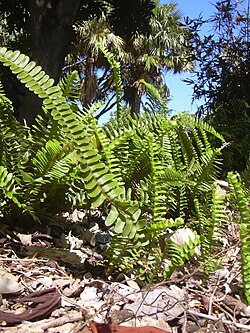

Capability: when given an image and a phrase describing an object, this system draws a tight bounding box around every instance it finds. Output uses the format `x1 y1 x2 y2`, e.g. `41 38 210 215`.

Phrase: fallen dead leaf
0 288 61 325
93 322 170 333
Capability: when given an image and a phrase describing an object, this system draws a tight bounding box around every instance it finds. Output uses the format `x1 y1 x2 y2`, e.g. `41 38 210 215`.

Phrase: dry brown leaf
93 322 170 333
0 288 61 325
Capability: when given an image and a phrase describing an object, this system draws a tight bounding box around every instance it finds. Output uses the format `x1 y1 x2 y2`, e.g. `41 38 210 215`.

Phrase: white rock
170 228 197 246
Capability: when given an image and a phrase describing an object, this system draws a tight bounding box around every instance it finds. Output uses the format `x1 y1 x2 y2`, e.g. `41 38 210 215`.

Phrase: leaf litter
0 209 249 332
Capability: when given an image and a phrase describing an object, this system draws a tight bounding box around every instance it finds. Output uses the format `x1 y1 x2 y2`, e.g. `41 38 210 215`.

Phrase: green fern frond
145 217 184 235
194 183 227 278
167 130 185 172
0 166 27 210
0 48 144 235
97 44 123 120
59 70 79 99
162 134 175 166
0 49 64 145
0 47 230 282
15 140 76 211
0 82 6 95
0 166 16 200
164 230 200 276
149 136 168 224
0 89 31 172
0 48 138 233
177 124 199 165
140 79 167 113
31 112 63 150
32 139 65 175
176 185 188 217
228 172 250 305
194 116 225 143
194 149 222 191
91 123 124 185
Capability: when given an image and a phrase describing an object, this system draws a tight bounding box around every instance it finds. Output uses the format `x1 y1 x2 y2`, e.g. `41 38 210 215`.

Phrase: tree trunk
19 0 81 126
130 88 141 116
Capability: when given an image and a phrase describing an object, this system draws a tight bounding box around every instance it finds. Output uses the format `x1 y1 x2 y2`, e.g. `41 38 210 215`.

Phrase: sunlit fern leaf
168 130 185 172
148 136 168 224
0 82 6 95
0 48 139 233
104 111 138 141
162 134 175 166
105 201 141 238
194 116 225 143
31 110 66 153
194 198 214 278
32 139 65 175
121 134 151 185
59 70 79 99
164 231 200 276
0 166 15 200
23 140 77 209
176 185 188 217
228 172 250 305
0 47 229 280
0 48 144 235
164 167 188 184
92 123 124 185
145 217 184 237
140 79 168 113
194 149 222 192
177 123 199 166
194 183 227 278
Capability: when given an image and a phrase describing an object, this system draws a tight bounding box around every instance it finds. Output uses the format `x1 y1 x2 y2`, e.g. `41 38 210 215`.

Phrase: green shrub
0 47 233 284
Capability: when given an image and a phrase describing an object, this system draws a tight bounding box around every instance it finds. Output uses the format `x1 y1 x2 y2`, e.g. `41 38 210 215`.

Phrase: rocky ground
0 209 249 333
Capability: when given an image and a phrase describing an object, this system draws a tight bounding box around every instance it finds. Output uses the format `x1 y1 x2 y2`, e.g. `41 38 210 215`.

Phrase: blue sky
161 0 215 114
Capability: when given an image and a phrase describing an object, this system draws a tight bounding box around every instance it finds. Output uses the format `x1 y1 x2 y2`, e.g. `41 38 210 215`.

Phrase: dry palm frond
80 74 98 105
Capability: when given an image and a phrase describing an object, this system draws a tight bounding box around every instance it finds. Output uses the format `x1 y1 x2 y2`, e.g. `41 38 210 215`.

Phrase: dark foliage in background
185 0 250 172
0 0 156 124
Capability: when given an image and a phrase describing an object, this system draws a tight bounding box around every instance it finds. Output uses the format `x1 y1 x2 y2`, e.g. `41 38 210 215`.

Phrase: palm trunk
130 88 141 116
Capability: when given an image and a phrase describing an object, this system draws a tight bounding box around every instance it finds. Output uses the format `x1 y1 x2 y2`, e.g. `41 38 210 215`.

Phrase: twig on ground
188 309 250 330
40 314 84 329
213 302 235 322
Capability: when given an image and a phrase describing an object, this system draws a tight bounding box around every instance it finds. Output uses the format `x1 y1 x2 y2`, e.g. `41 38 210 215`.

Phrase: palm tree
121 2 193 115
72 14 125 106
71 1 193 116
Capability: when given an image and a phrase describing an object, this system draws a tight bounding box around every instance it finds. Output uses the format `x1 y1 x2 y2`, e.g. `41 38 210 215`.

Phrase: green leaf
91 192 106 207
122 219 133 237
114 218 126 234
106 206 119 226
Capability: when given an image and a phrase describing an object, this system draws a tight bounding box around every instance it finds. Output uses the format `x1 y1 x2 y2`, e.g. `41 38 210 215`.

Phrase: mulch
0 215 249 333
